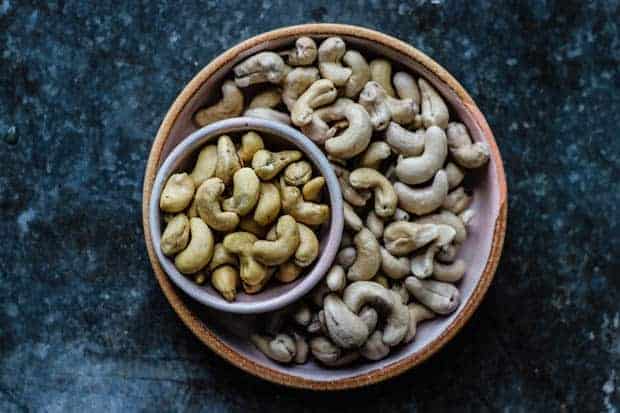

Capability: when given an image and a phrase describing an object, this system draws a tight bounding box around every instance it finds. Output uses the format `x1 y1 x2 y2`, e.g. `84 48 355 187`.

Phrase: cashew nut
293 303 312 326
393 71 420 104
326 265 346 293
360 330 390 360
383 221 439 255
337 247 357 269
160 213 190 256
276 261 303 283
349 168 398 218
252 149 302 180
324 294 370 349
342 50 370 98
194 80 244 127
252 215 300 266
302 176 325 202
209 242 238 271
283 161 313 186
347 228 381 281
372 274 390 289
294 223 319 267
280 36 317 66
395 125 447 185
190 144 218 186
211 265 239 302
415 210 467 244
366 211 384 239
239 216 268 238
359 306 379 333
359 141 391 169
317 37 352 86
281 67 320 111
359 81 417 130
437 242 459 262
445 161 465 189
195 178 239 232
391 282 410 304
234 52 290 87
174 218 215 274
160 173 195 213
248 88 282 109
442 187 472 214
280 179 330 226
404 303 435 343
433 259 466 283
293 333 309 364
215 135 241 186
405 277 460 315
310 336 360 367
394 169 449 215
244 107 291 125
380 247 411 279
369 59 395 97
386 122 424 156
223 232 268 292
410 225 456 278
253 182 281 226
333 163 371 206
446 122 490 168
343 201 363 232
222 168 261 216
419 78 449 129
291 79 337 126
251 333 296 363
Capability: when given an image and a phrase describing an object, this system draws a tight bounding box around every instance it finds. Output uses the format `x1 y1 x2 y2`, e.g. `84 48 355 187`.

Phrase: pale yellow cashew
160 173 195 213
251 333 296 363
349 167 398 218
445 161 465 189
419 78 449 129
223 231 269 292
174 218 215 274
442 187 472 214
433 259 466 283
248 88 282 109
415 209 467 244
276 261 303 283
365 211 384 239
393 72 420 103
281 67 320 112
211 265 239 302
446 122 490 169
195 178 239 232
251 149 302 180
404 303 435 343
193 80 244 127
323 99 373 159
280 178 330 226
189 144 217 186
385 122 425 156
359 141 391 169
405 276 460 315
279 36 317 66
291 79 337 126
253 182 281 226
237 131 265 165
380 247 411 280
209 242 238 271
395 126 448 185
302 176 325 202
342 50 370 98
323 294 370 349
243 107 291 125
343 201 363 232
369 58 396 97
394 169 449 216
160 213 190 256
410 225 456 278
252 215 300 266
214 135 241 186
283 161 313 186
239 216 268 238
383 221 440 255
347 228 381 281
222 168 261 216
294 223 319 267
359 81 417 130
317 37 352 86
233 52 290 87
332 163 370 207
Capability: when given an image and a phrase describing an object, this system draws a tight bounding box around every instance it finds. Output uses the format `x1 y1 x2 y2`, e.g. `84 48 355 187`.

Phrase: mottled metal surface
0 1 618 411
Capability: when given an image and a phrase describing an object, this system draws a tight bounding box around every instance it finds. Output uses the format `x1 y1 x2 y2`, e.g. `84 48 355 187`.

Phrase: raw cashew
253 182 281 226
415 210 467 244
360 330 390 360
222 168 261 216
280 36 317 66
326 265 346 293
410 225 456 278
160 213 190 256
195 178 239 232
294 223 319 267
343 50 370 98
223 232 268 291
280 179 330 226
239 216 268 238
343 281 410 346
391 282 410 304
251 333 296 363
349 168 398 218
317 99 373 159
347 228 381 281
380 247 410 279
291 79 337 126
404 303 435 343
302 176 325 202
394 169 449 215
293 333 309 364
253 215 300 265
337 247 357 269
359 141 391 169
276 261 303 283
393 208 410 222
419 78 449 129
369 59 395 97
324 294 370 348
359 81 417 130
174 218 215 274
281 67 320 111
310 336 360 367
248 88 282 109
383 221 439 255
160 173 195 213
433 259 466 283
359 306 379 333
194 80 244 127
443 187 472 214
386 122 424 156
252 149 302 180
234 52 290 87
284 161 313 186
437 242 459 263
211 265 239 302
405 277 460 315
215 135 241 186
333 163 370 206
244 107 291 125
446 122 490 168
190 144 218 186
293 303 312 326
317 37 352 86
209 243 238 271
395 126 447 185
445 162 465 189
393 72 420 103
366 211 384 239
343 202 363 232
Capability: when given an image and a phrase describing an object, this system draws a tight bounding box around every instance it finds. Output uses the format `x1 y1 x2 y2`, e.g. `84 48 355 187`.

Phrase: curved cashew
211 265 239 302
208 244 236 273
294 223 319 267
251 149 302 180
359 306 379 333
317 37 352 86
415 210 467 243
443 187 472 214
394 169 449 215
445 161 465 189
276 261 303 283
223 232 268 292
310 336 360 367
437 242 459 262
244 107 291 125
280 36 317 66
252 215 300 266
419 78 449 129
360 330 390 360
380 247 410 279
405 276 460 315
195 178 239 232
343 201 363 232
410 225 456 278
404 303 435 343
393 208 410 222
174 218 214 274
359 81 417 130
160 213 190 256
280 179 330 226
333 163 371 207
160 173 195 213
369 59 395 97
347 228 381 281
326 265 347 293
293 333 309 364
460 209 476 226
343 281 410 346
343 50 370 98
324 294 370 348
233 52 290 87
222 168 261 216
190 144 218 186
248 88 282 109
386 122 424 156
366 211 384 239
337 247 357 269
194 80 244 127
215 135 241 186
349 168 398 218
284 161 313 186
383 221 439 255
302 176 325 202
446 122 490 168
291 79 337 126
393 71 420 103
253 182 281 226
281 67 320 111
359 141 391 169
239 216 268 238
251 333 296 363
433 259 466 283
395 126 448 185
391 282 410 304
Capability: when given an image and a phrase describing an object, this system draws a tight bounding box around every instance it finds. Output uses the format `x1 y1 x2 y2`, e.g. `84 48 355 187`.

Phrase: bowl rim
142 23 508 390
149 117 344 314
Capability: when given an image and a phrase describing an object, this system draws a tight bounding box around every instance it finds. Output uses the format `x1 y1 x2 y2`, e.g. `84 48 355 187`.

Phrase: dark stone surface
1 0 619 411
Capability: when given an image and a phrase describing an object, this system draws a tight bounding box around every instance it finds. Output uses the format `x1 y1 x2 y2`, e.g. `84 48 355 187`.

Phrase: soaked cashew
280 179 330 226
369 59 395 97
405 277 460 315
291 79 337 126
386 122 425 156
326 265 347 293
276 261 303 283
281 67 320 111
343 50 370 98
418 78 449 129
337 247 357 269
394 169 449 215
446 122 490 169
324 294 370 348
360 330 390 360
211 265 239 302
244 107 291 125
195 178 239 232
160 173 195 213
215 135 241 186
317 37 352 86
294 223 319 267
234 52 290 87
160 213 190 256
333 163 371 207
347 228 381 281
251 333 296 363
383 221 439 255
174 218 215 274
252 149 302 180
280 36 317 66
366 211 384 239
395 126 448 185
222 168 261 216
209 242 238 271
248 88 282 109
302 176 325 202
343 201 363 232
253 182 281 226
442 187 472 214
253 215 300 266
359 81 417 130
284 161 313 186
380 247 411 279
404 303 435 343
393 72 420 104
349 168 398 218
359 141 391 169
223 232 268 292
445 161 465 189
190 145 218 186
194 80 244 127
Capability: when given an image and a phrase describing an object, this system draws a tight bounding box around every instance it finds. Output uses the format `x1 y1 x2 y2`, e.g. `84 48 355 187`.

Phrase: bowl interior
148 29 505 386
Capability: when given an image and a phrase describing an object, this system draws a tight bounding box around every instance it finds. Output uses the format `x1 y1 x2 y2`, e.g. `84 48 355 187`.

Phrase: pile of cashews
159 131 330 300
191 36 491 366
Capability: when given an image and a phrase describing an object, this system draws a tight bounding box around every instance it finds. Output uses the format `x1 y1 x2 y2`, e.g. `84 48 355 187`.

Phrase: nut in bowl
149 117 343 314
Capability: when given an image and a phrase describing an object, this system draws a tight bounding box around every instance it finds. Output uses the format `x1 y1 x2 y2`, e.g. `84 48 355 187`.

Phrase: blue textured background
1 1 619 411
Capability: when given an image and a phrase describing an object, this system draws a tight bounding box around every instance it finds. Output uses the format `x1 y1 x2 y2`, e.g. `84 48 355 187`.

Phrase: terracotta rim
142 23 508 390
